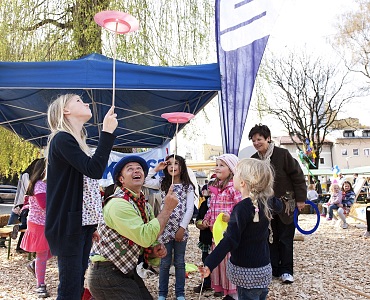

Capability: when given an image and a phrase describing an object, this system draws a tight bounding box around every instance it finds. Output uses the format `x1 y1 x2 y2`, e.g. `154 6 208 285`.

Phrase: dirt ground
0 214 369 300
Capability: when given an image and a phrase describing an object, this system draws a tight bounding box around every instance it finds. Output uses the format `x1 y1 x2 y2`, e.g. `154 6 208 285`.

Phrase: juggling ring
294 200 320 235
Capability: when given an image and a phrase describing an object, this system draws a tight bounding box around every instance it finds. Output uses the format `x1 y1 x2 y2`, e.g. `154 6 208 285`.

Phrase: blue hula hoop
294 200 320 235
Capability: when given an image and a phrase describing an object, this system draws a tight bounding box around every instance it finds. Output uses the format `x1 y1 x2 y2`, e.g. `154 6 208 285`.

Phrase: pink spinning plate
94 10 139 34
161 112 195 124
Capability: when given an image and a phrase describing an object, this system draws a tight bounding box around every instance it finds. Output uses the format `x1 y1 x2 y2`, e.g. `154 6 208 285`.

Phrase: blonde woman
199 158 275 300
45 94 117 300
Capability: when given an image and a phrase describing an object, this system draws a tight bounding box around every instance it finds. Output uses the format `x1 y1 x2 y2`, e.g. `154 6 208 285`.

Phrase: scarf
258 141 275 162
121 188 152 266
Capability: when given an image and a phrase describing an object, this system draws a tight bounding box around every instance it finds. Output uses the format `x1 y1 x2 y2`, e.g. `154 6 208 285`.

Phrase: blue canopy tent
0 53 221 148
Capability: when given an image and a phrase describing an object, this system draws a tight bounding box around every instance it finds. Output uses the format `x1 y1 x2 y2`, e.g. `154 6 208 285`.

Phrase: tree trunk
72 0 110 58
309 157 319 169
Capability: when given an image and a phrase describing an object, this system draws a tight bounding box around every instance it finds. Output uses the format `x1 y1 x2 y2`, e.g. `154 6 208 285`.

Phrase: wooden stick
172 122 179 185
347 214 367 223
112 22 118 108
336 282 370 299
198 262 204 300
198 277 204 300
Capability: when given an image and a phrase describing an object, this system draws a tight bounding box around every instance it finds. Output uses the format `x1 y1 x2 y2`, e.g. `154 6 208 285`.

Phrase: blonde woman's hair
46 94 91 157
234 158 274 222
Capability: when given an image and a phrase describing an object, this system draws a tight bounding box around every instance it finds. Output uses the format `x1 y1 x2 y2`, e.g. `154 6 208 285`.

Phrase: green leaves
0 127 39 183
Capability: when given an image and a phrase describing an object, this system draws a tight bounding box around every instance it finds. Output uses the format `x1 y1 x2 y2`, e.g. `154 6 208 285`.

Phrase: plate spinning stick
161 112 194 184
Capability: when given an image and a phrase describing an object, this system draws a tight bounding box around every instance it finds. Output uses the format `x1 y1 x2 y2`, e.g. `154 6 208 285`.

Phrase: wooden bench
348 203 368 223
0 226 34 260
0 227 14 259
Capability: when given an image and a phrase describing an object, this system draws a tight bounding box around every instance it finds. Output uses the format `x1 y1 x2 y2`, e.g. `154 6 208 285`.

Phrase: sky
239 0 363 148
184 0 367 156
269 0 354 49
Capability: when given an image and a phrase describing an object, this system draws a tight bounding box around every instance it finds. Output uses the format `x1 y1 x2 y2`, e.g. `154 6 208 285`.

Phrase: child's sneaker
326 217 332 221
341 223 348 229
36 284 50 298
320 214 326 217
363 231 370 238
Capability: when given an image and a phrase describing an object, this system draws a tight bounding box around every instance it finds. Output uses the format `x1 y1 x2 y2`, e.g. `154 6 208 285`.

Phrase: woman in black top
45 94 117 300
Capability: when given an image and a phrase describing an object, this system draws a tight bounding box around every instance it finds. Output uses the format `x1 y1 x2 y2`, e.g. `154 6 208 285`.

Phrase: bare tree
332 0 370 86
259 52 353 168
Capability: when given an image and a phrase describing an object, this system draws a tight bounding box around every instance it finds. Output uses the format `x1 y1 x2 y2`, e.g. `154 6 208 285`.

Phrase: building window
343 130 355 137
320 157 325 165
341 149 348 156
364 148 370 156
362 130 370 137
353 149 359 156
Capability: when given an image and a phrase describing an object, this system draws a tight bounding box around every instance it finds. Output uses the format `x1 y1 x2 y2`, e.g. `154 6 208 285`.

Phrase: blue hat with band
113 155 149 179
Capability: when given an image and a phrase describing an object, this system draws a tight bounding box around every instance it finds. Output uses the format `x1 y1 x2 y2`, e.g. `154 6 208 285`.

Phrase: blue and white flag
216 0 281 155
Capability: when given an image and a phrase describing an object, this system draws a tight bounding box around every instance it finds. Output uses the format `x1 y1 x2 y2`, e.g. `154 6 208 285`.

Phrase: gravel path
0 215 369 299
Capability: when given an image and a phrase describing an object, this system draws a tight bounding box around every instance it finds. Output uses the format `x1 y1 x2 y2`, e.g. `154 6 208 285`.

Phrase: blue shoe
158 297 166 300
177 297 185 300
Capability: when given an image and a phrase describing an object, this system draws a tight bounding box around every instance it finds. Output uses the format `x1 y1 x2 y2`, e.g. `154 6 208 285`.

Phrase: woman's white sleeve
143 168 161 189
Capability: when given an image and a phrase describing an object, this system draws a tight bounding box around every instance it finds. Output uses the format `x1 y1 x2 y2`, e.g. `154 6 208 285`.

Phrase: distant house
272 129 370 171
272 136 333 172
328 129 370 169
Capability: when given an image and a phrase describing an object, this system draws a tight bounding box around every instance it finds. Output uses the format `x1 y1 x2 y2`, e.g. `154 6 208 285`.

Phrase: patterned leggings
36 250 52 286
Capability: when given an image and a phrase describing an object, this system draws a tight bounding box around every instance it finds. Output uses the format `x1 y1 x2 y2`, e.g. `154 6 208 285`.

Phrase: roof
274 136 333 145
0 53 221 148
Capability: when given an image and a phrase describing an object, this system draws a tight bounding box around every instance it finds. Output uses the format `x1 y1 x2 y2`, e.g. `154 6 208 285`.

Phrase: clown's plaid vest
91 189 152 274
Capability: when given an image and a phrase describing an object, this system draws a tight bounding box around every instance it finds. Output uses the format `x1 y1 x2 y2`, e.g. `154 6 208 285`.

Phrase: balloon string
112 22 118 108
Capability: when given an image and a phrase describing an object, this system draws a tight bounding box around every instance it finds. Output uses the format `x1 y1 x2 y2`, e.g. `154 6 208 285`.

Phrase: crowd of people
2 93 370 300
